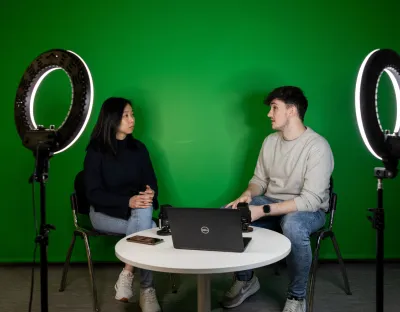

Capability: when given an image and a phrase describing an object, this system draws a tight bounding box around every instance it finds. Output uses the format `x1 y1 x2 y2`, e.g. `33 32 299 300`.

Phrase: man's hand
225 192 252 208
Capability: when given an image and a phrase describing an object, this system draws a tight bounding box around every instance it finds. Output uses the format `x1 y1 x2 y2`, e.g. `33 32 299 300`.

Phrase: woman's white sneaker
140 287 161 312
114 269 135 302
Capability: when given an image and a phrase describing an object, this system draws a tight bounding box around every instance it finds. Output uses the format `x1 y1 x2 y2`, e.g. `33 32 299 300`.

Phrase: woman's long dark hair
87 97 137 156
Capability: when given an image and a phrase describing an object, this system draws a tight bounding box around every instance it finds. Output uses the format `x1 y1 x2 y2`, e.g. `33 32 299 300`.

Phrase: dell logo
201 226 209 234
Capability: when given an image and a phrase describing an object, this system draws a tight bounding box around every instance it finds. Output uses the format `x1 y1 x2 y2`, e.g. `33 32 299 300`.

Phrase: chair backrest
72 170 90 215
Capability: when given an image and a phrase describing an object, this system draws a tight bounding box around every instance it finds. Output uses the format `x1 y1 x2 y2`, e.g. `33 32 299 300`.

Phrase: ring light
355 48 400 312
14 49 93 312
355 48 400 175
15 49 93 154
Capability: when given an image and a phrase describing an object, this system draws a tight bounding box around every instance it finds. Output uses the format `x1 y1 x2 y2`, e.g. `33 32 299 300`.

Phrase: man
222 86 334 312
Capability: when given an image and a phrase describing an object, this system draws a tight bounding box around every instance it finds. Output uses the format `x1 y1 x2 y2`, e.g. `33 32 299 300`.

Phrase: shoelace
142 288 157 303
120 273 133 288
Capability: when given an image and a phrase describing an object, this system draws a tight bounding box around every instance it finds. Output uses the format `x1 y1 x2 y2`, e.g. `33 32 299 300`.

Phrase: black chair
306 177 352 312
59 171 177 312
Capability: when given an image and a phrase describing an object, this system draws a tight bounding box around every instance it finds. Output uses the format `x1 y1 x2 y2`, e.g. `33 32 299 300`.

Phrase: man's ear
292 106 300 118
288 105 296 117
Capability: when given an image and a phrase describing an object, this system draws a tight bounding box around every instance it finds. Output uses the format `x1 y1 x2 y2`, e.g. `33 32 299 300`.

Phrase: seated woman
83 97 161 312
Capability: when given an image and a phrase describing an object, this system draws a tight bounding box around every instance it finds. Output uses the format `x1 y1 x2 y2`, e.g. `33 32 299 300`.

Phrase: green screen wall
1 0 400 263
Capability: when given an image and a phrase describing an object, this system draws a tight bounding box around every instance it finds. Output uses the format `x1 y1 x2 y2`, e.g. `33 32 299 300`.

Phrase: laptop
165 207 252 253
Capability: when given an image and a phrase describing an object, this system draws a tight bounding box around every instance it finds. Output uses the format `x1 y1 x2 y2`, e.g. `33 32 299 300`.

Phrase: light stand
369 167 390 312
355 48 400 312
371 169 384 312
14 49 93 312
368 157 399 312
25 128 63 312
30 136 56 312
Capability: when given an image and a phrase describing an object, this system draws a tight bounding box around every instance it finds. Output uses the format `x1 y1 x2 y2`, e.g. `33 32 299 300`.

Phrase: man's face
267 99 292 131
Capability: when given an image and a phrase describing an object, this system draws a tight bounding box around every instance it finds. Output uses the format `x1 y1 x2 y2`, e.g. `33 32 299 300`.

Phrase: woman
83 97 161 312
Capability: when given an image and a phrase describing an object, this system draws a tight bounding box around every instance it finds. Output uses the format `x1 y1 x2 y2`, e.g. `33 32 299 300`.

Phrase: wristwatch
263 204 271 214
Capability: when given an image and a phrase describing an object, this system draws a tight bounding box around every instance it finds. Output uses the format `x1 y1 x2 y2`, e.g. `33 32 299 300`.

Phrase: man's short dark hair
264 86 308 121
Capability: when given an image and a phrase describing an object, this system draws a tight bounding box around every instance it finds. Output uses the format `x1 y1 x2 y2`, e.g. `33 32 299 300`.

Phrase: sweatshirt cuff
294 196 312 212
248 179 266 194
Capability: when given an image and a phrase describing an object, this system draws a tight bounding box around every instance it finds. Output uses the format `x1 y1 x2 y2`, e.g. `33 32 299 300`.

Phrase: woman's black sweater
83 137 158 220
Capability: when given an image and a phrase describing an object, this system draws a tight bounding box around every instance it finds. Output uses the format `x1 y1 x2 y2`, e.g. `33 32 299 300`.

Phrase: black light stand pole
33 146 55 312
368 168 386 312
376 176 384 312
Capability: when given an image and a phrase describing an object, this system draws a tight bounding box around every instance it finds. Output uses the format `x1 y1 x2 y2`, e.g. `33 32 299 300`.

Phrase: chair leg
59 233 77 292
331 233 352 295
83 234 100 312
307 234 322 312
170 273 178 293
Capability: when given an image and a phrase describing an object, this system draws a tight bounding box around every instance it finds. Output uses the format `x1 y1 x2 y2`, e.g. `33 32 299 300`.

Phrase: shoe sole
139 304 162 312
222 278 261 309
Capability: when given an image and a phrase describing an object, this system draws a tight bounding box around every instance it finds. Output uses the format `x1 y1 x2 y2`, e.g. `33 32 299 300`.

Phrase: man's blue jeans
89 206 156 288
235 196 326 299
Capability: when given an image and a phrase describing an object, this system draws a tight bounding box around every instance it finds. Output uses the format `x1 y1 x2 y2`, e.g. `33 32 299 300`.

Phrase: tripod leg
59 233 77 292
83 234 100 312
331 233 352 295
307 234 322 312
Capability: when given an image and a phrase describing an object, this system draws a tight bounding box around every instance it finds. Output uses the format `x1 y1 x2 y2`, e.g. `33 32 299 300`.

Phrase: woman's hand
140 185 155 199
129 185 155 208
129 194 152 208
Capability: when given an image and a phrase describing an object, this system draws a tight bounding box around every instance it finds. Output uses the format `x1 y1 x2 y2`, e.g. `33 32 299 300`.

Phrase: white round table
115 226 291 312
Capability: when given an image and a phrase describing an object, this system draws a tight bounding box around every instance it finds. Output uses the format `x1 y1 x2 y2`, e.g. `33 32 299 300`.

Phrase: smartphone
126 235 164 245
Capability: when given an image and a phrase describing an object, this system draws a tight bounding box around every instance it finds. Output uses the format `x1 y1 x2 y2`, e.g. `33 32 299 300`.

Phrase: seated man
222 86 334 312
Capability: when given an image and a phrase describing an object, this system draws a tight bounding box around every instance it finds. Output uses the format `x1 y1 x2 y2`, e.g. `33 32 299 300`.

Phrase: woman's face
117 104 135 138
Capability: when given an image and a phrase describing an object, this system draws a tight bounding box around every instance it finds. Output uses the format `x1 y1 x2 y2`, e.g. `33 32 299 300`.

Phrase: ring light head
355 48 400 177
15 49 93 155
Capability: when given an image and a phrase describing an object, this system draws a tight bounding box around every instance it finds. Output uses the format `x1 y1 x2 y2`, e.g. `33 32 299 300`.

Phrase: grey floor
0 262 399 312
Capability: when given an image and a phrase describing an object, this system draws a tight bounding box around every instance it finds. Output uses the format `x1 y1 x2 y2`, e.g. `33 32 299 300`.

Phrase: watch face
263 205 270 213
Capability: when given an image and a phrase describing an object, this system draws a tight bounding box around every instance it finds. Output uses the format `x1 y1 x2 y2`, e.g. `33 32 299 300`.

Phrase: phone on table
127 235 164 245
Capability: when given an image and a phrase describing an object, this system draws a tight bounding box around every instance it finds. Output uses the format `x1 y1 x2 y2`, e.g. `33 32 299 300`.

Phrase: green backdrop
1 0 400 263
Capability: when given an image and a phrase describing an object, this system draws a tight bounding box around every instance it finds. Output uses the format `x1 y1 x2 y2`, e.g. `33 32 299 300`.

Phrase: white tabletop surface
115 226 291 274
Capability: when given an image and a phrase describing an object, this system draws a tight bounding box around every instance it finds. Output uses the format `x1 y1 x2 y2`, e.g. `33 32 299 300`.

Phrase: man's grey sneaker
282 297 306 312
221 275 260 308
